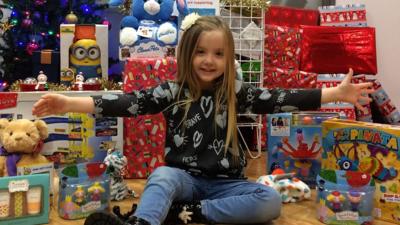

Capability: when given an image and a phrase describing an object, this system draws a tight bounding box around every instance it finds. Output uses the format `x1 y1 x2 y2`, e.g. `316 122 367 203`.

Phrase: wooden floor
48 152 395 225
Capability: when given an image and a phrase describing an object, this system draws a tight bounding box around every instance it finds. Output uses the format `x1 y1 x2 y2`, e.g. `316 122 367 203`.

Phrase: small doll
73 185 86 206
75 72 85 91
327 191 345 212
88 182 105 201
347 190 362 211
35 71 49 90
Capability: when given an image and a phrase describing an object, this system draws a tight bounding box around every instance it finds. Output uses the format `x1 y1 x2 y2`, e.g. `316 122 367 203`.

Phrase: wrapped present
317 74 371 121
263 67 317 89
264 25 302 69
300 26 377 74
32 50 60 83
319 4 367 27
370 80 400 125
123 57 176 178
265 5 319 28
321 119 400 224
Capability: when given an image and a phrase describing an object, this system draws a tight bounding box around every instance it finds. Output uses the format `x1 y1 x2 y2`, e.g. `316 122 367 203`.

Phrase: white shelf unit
220 1 265 158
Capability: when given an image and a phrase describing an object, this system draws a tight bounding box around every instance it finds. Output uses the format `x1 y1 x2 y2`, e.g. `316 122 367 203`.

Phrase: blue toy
109 0 189 47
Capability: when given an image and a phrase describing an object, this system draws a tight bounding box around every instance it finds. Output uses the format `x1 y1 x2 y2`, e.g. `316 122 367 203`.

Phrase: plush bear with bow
109 0 188 47
0 118 49 177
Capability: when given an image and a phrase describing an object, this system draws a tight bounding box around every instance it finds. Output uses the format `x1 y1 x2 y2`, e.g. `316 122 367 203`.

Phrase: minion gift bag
60 24 108 80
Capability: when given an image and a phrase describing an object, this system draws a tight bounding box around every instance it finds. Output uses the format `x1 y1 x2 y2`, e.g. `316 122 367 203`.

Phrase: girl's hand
32 93 70 117
336 68 374 111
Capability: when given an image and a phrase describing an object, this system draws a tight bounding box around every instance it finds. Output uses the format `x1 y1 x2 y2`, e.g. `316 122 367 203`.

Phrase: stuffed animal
103 146 136 201
109 0 188 46
257 168 311 203
0 118 49 177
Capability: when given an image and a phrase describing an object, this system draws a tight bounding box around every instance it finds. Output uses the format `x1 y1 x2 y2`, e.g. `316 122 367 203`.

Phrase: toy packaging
60 24 108 79
123 57 176 178
0 173 50 225
0 91 123 168
58 162 110 220
267 112 339 187
370 79 400 125
321 119 400 224
316 169 375 225
32 49 60 83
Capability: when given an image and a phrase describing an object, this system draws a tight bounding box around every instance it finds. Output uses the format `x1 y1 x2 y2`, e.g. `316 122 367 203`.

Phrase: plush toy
257 168 311 203
103 146 136 201
109 0 189 46
0 118 49 177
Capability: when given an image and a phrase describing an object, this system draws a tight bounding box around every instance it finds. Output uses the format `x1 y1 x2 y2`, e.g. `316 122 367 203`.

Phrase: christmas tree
0 0 109 83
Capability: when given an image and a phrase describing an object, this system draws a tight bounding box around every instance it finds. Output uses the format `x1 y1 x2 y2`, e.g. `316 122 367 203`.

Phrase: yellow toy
0 119 49 177
69 25 102 79
60 67 75 86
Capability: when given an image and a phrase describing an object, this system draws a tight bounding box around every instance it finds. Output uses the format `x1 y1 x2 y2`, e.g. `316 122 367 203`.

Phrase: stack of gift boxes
263 4 400 225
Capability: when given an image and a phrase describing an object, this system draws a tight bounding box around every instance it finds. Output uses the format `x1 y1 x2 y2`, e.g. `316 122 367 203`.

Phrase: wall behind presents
336 0 400 109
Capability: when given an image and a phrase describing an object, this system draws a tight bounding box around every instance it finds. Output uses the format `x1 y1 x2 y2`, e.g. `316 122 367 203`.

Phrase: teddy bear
0 118 49 177
109 0 188 47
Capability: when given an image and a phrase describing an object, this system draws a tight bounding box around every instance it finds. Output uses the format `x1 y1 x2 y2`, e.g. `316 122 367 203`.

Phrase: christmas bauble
65 12 78 24
26 41 39 55
34 0 47 6
22 16 33 29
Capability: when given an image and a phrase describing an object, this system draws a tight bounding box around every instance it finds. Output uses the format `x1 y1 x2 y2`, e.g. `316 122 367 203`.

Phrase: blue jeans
134 166 282 225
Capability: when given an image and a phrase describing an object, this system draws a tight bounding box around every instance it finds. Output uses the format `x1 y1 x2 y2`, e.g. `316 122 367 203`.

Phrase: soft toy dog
109 0 188 46
257 168 311 203
0 118 49 177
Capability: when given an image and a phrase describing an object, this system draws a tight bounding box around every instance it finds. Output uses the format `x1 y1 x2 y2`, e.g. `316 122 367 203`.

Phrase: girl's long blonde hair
176 16 239 159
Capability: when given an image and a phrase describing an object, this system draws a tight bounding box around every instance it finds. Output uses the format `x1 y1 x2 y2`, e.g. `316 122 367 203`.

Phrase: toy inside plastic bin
58 162 110 220
316 169 375 225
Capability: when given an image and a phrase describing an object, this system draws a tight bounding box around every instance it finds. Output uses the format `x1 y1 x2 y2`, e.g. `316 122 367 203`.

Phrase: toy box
267 112 339 187
316 169 375 225
58 162 110 220
60 24 108 79
0 173 50 225
321 119 400 224
0 91 123 168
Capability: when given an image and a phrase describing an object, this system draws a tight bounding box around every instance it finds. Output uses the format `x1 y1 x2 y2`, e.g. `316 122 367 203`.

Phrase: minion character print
69 25 102 79
60 67 75 87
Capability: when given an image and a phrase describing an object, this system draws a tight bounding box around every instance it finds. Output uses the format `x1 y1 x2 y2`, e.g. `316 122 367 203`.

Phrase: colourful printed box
123 57 176 178
0 91 123 168
321 119 400 224
0 173 50 225
267 112 338 187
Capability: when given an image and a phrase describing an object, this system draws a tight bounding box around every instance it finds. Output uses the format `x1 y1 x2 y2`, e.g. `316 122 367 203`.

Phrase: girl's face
192 30 226 89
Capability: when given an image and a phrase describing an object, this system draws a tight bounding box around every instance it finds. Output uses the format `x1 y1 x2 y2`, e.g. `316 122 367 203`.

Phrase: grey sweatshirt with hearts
92 81 321 178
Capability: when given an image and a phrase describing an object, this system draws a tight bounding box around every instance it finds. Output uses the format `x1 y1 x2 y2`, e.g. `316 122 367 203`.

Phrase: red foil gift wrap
300 26 377 74
265 6 319 28
263 67 317 89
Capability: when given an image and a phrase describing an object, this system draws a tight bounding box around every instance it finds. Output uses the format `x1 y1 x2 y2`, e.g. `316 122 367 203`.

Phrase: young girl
32 15 373 225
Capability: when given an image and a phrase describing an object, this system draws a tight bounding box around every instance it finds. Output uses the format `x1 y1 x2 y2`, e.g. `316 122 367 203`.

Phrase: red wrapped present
264 25 302 69
300 26 377 74
318 4 367 27
265 5 319 28
263 67 317 89
320 102 356 120
123 57 177 178
370 80 400 125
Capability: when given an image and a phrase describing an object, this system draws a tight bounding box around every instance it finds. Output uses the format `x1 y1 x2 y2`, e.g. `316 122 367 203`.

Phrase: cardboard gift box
265 5 319 28
123 57 176 178
32 50 60 83
264 25 302 69
267 112 339 187
321 119 400 224
300 26 377 74
0 91 123 168
60 24 108 80
318 4 367 27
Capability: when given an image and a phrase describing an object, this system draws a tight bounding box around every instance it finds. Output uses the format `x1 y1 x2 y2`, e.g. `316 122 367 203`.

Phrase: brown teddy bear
0 118 49 177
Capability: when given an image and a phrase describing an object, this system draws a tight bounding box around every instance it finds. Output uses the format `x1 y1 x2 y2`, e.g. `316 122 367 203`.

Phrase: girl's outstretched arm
32 94 94 117
321 68 374 111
